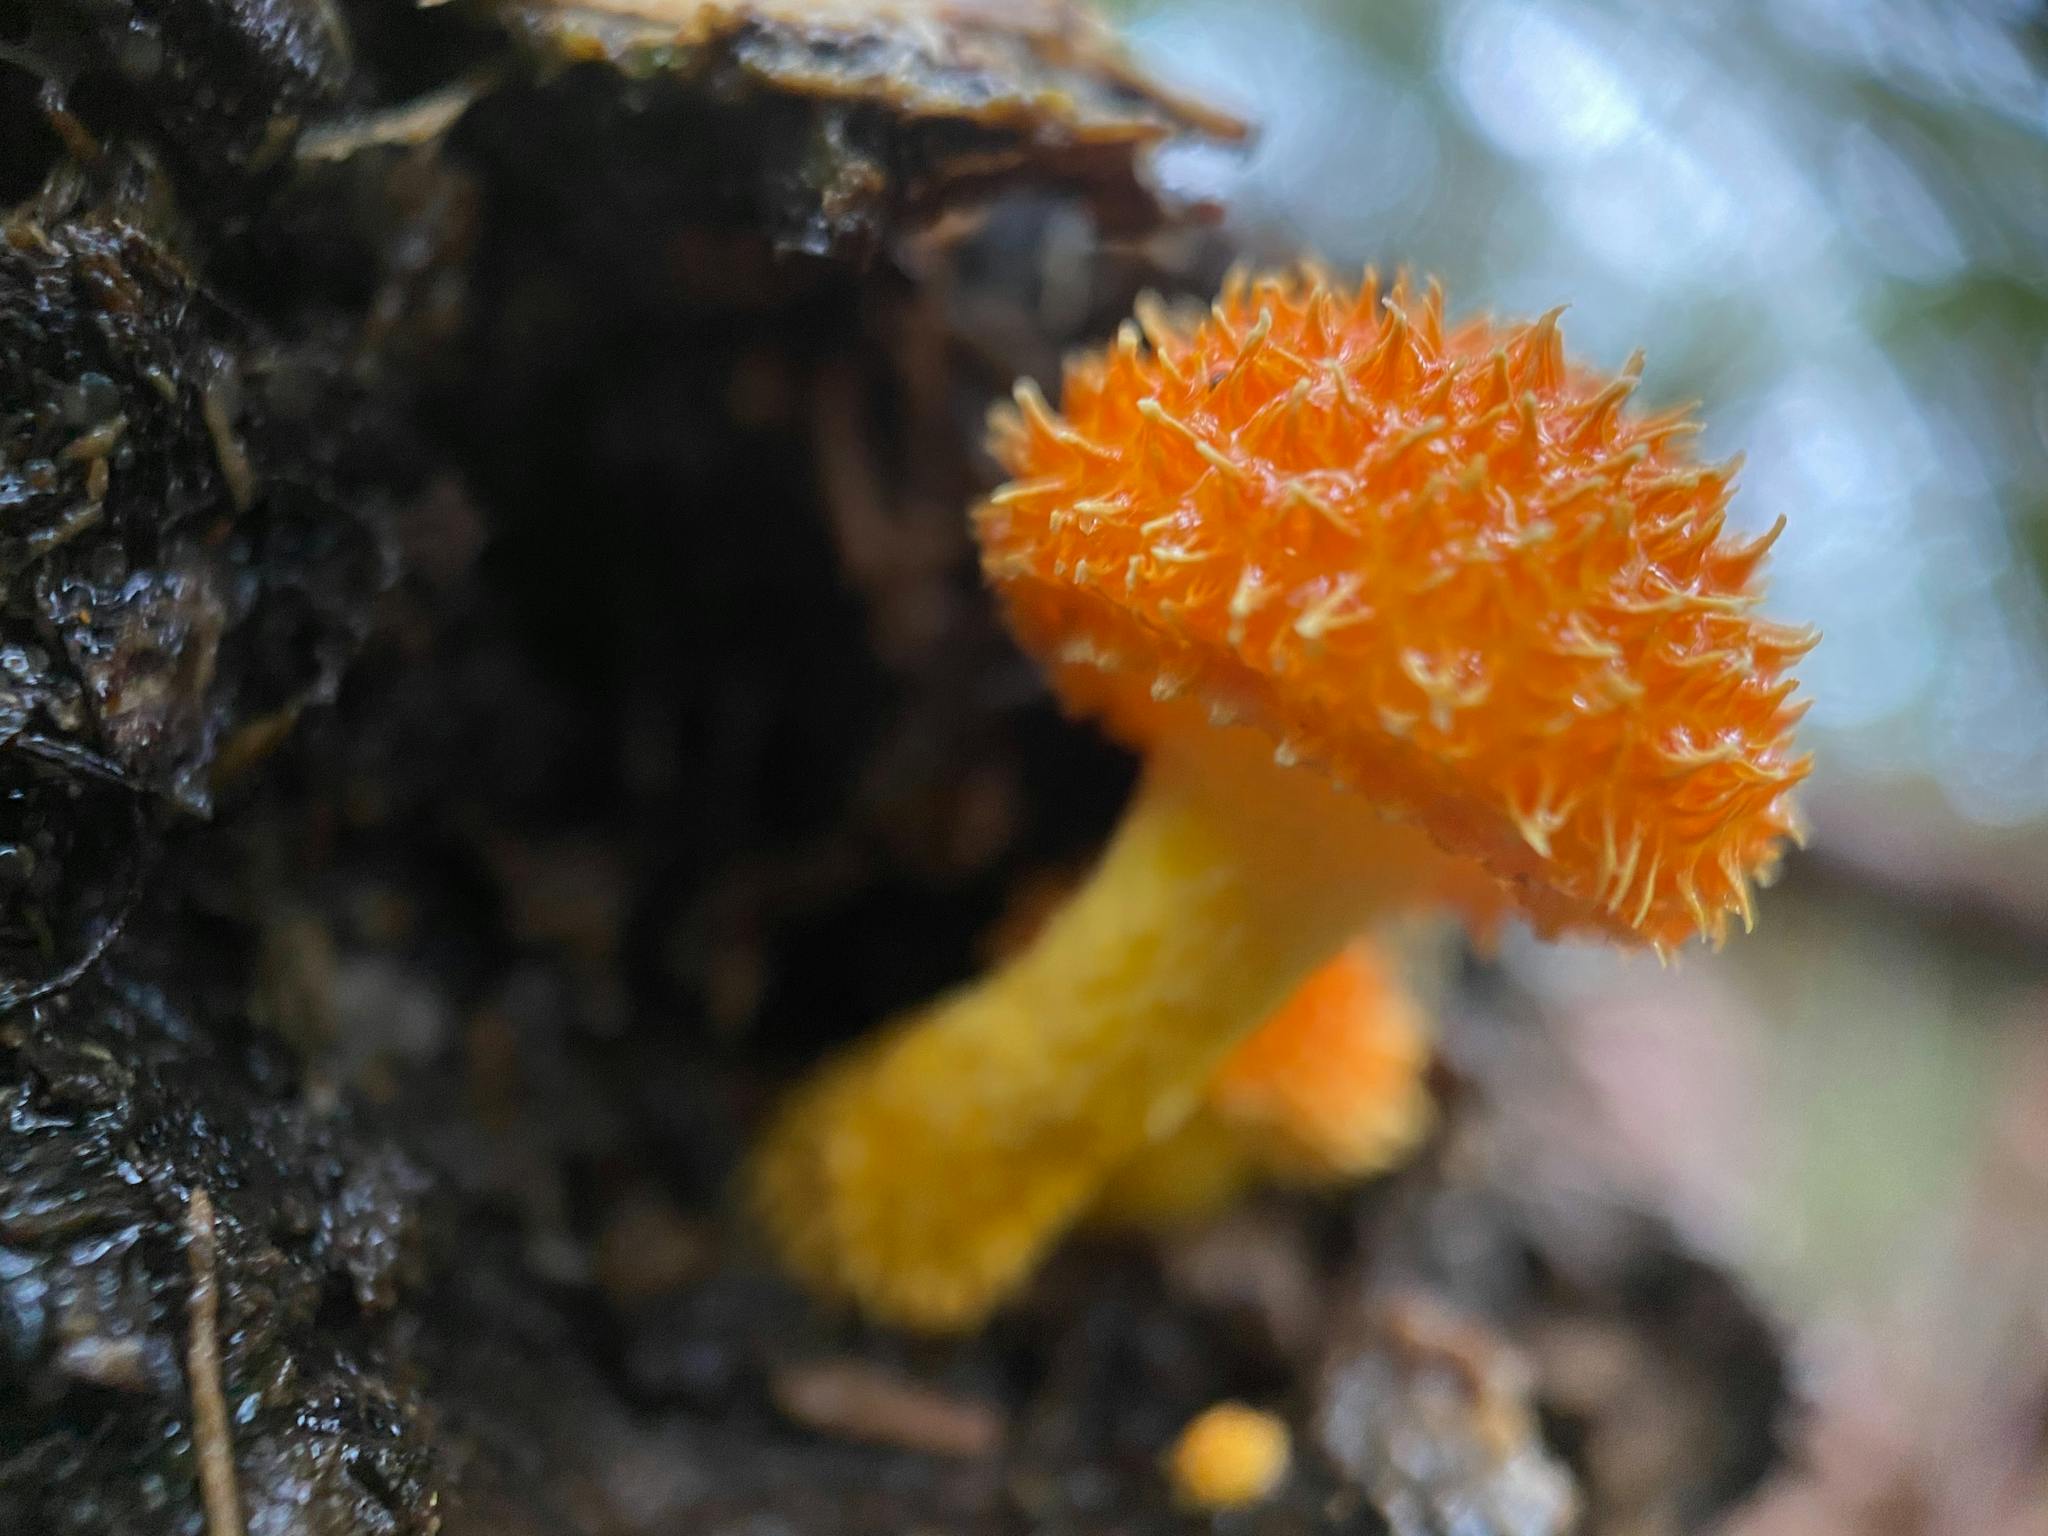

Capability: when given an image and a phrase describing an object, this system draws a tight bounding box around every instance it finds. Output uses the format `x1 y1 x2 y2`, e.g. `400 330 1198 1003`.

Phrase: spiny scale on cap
974 266 1815 952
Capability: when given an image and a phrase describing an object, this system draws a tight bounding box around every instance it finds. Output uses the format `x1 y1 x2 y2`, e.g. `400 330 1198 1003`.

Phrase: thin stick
185 1187 245 1536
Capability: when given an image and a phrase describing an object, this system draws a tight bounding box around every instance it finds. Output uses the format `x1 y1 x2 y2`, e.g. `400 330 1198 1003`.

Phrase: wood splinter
186 1186 246 1536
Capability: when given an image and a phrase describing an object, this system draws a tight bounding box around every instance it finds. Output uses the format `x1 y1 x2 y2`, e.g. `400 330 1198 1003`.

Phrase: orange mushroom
753 267 1812 1330
1092 937 1437 1226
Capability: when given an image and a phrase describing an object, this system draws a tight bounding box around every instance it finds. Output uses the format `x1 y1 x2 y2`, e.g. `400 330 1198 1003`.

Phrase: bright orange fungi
978 267 1814 952
1208 939 1430 1178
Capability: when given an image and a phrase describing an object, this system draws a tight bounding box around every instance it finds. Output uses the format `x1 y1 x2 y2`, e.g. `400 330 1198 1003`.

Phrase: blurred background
1117 0 2048 1522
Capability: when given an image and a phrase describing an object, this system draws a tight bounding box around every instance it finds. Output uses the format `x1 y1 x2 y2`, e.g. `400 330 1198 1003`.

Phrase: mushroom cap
976 268 1813 949
1168 1402 1292 1510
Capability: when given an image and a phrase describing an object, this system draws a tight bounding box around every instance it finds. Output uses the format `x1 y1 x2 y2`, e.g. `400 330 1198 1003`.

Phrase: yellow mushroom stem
752 729 1455 1331
1087 1109 1261 1230
1092 937 1440 1230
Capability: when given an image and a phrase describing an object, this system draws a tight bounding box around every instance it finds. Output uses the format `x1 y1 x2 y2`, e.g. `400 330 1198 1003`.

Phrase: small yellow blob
1167 1401 1291 1510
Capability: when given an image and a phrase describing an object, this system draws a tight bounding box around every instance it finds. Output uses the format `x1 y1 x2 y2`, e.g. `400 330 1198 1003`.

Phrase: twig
770 1357 1005 1459
185 1188 245 1536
